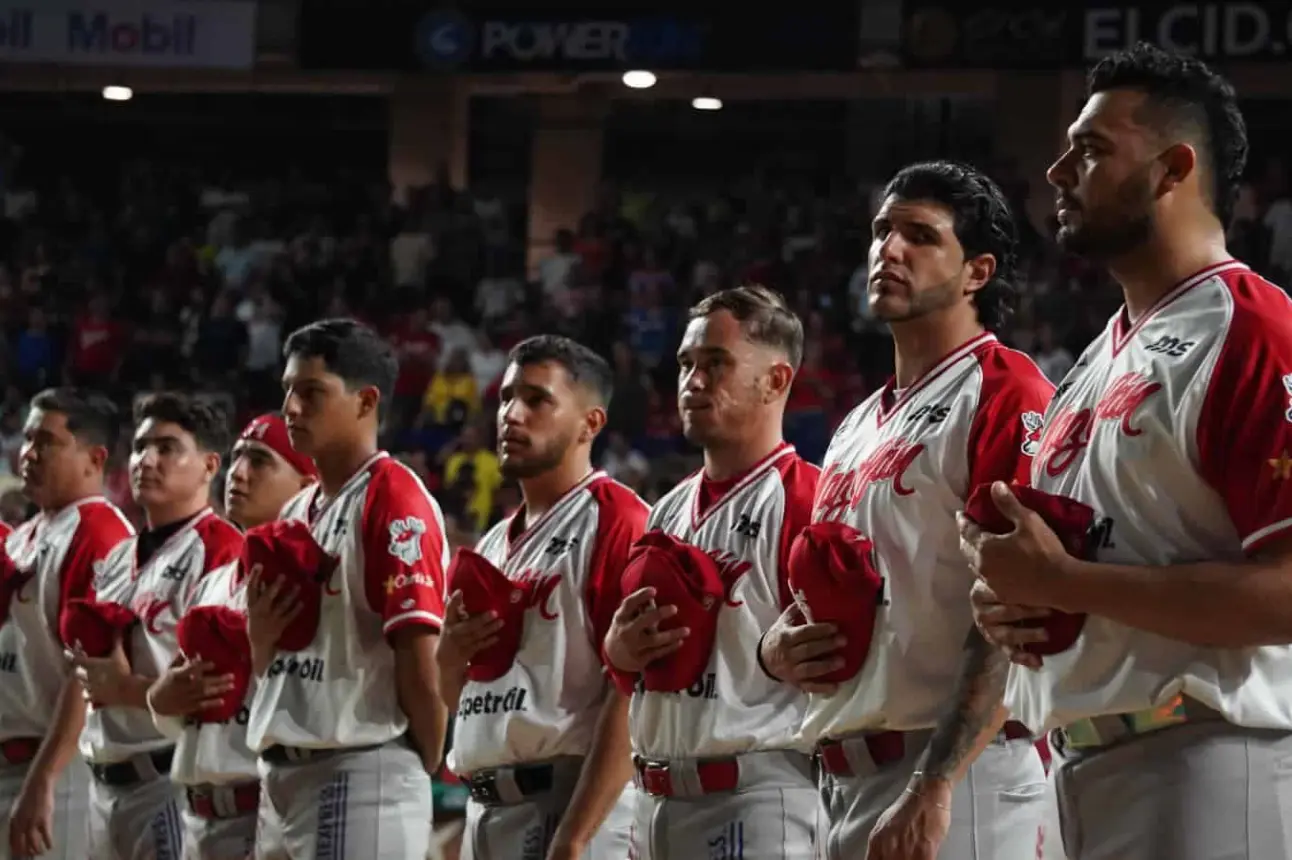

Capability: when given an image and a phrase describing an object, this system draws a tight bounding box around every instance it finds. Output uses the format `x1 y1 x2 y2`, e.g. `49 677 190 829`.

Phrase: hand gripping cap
175 605 252 723
445 548 532 682
240 520 337 652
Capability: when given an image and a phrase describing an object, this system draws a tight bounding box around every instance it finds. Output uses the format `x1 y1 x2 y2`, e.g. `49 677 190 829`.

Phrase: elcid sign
902 1 1292 68
298 3 859 72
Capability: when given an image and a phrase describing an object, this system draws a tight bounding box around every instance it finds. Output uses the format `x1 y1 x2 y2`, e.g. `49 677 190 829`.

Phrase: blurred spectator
390 306 440 428
785 340 834 464
439 423 502 534
421 348 480 432
15 307 56 389
1032 322 1075 384
539 228 580 317
600 431 650 491
66 293 126 388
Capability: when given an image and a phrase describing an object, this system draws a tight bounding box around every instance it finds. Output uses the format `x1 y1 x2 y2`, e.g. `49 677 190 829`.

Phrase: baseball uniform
152 554 261 860
83 508 242 860
627 443 819 860
804 333 1051 860
0 497 133 860
249 451 448 860
1015 261 1292 859
451 471 647 860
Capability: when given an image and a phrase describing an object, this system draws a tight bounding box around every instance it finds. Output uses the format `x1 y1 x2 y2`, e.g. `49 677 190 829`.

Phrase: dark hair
508 335 614 406
688 285 805 370
882 160 1019 331
283 317 399 407
30 387 120 449
133 392 230 454
1087 41 1247 224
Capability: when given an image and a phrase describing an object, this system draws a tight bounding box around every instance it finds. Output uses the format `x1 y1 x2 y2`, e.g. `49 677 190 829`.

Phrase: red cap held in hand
621 531 725 693
446 548 531 682
240 520 337 652
965 483 1095 656
787 520 885 683
176 605 252 723
61 599 137 658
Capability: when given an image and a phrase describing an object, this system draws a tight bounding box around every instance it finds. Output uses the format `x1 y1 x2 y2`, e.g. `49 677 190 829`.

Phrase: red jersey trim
876 332 997 427
689 444 796 531
504 469 606 559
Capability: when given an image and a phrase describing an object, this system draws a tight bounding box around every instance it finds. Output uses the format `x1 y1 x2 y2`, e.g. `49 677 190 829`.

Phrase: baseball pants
180 783 257 860
460 756 634 860
88 766 186 860
0 756 91 860
1051 718 1292 859
816 730 1046 860
628 750 818 860
255 740 432 860
1038 761 1067 860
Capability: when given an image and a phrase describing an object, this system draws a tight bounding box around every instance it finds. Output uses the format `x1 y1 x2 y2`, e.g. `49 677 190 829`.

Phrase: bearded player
1 389 134 860
248 318 449 860
436 335 647 860
760 162 1051 859
604 286 819 860
72 393 243 860
963 44 1292 859
147 414 317 859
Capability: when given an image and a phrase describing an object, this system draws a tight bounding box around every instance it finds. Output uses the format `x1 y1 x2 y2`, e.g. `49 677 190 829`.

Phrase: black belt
261 741 387 766
90 748 175 787
464 763 554 806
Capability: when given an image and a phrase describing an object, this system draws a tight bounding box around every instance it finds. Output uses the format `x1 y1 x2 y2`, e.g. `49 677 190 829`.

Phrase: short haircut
882 160 1019 332
1087 41 1248 223
507 335 614 406
688 285 805 370
30 387 120 449
283 317 399 406
133 392 230 454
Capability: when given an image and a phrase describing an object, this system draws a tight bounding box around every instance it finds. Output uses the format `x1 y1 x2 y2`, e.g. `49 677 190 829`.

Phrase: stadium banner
901 1 1292 68
0 0 257 69
297 2 860 73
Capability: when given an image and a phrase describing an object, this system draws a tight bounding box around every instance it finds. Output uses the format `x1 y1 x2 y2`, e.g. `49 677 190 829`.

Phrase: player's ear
1156 142 1197 196
356 385 381 421
580 406 607 445
203 451 222 482
963 253 996 297
765 361 794 403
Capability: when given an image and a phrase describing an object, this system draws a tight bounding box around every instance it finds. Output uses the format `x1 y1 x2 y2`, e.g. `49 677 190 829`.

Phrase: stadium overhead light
691 96 723 111
102 85 133 102
621 70 657 89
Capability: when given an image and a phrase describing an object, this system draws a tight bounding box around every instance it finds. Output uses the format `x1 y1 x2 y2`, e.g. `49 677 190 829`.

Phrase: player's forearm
436 667 467 715
250 639 276 678
1057 555 1292 647
393 629 449 772
551 689 634 850
24 676 88 788
915 628 1011 791
117 674 155 709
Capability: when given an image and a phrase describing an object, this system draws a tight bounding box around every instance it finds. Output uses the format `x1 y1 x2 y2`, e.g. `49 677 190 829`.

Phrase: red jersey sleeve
966 346 1056 490
583 478 650 660
183 516 245 611
361 459 449 636
775 457 821 610
1197 274 1292 555
58 501 134 637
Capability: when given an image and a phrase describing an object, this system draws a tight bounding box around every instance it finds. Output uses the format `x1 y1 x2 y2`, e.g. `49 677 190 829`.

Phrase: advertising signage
298 3 860 72
901 2 1292 68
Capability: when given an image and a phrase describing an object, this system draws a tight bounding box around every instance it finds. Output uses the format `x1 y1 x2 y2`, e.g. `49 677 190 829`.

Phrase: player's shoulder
586 474 651 535
971 339 1055 401
367 453 441 511
73 497 136 542
0 520 12 542
771 450 821 505
1214 265 1292 344
652 470 700 512
192 513 244 558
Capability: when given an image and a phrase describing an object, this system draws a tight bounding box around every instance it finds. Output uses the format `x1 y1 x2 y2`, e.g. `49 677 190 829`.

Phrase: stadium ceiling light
621 70 657 89
102 85 133 101
691 96 723 111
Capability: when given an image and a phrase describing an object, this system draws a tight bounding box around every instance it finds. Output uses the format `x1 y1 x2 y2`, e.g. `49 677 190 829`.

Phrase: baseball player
437 335 648 860
248 318 450 860
963 44 1292 859
71 392 242 860
1 388 134 860
759 161 1052 860
147 413 317 859
604 285 820 860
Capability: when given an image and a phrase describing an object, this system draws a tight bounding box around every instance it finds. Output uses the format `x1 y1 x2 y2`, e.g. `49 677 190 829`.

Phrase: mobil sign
0 0 257 69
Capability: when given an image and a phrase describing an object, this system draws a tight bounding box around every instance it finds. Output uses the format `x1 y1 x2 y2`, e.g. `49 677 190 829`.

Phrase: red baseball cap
964 483 1093 656
239 519 336 652
787 521 885 683
238 414 318 479
446 548 531 682
61 598 137 658
176 605 252 723
621 531 725 693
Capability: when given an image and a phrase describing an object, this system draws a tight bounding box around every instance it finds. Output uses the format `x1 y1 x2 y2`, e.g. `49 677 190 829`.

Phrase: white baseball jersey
160 557 258 786
0 496 134 743
802 334 1054 740
448 471 649 774
1008 260 1292 732
247 451 450 751
629 444 818 759
81 508 243 764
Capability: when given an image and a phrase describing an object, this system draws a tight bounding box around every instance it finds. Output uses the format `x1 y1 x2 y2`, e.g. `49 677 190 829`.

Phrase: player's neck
144 495 209 531
889 311 985 389
41 481 104 516
703 426 785 482
1109 223 1231 322
314 441 380 499
520 456 594 522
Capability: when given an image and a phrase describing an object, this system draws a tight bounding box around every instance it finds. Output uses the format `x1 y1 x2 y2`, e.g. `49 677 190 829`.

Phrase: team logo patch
92 559 109 593
1283 373 1292 422
1021 411 1044 456
387 517 427 565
